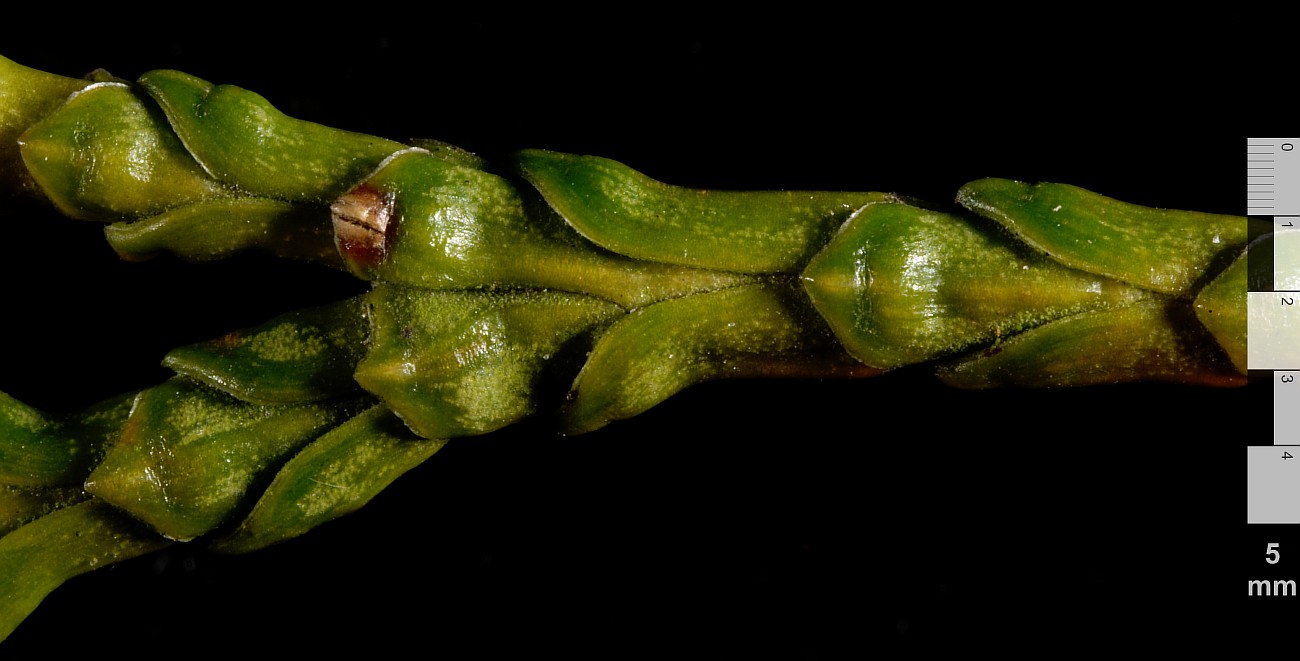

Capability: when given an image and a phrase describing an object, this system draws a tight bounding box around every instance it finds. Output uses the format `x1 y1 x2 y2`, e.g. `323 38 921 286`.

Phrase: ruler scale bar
1249 139 1300 523
1249 138 1300 215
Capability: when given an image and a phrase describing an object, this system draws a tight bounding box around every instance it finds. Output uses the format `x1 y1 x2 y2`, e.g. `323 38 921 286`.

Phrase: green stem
0 46 1258 650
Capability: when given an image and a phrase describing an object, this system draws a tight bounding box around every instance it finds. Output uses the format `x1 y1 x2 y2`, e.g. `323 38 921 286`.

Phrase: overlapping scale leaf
957 178 1246 295
333 149 751 308
356 285 623 438
0 390 136 545
0 500 171 641
516 148 894 273
0 485 88 537
0 392 79 488
84 378 370 541
210 404 445 554
105 197 341 265
0 390 135 488
138 69 406 203
563 282 877 434
1193 246 1248 373
802 201 1153 370
163 296 369 404
0 55 91 204
18 81 225 220
936 302 1245 388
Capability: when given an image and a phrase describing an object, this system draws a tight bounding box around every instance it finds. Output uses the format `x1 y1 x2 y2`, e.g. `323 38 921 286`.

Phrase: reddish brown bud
330 183 393 276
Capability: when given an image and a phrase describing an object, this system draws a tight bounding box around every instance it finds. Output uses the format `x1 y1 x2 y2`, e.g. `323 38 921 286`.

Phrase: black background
1 14 1284 654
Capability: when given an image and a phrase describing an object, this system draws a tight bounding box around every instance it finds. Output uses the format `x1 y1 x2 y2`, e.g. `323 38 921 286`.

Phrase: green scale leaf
957 178 1246 295
104 197 341 265
335 149 752 308
18 81 225 220
1193 247 1248 374
138 69 406 203
0 391 136 538
937 302 1246 388
84 378 370 541
801 201 1153 370
516 148 895 273
563 282 878 434
0 500 171 641
210 404 446 554
162 296 370 405
0 55 90 204
356 285 623 438
0 390 135 488
0 484 89 537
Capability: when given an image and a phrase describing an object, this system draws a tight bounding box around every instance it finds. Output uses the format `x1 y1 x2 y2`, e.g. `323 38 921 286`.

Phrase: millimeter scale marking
1247 138 1300 524
1248 141 1281 214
